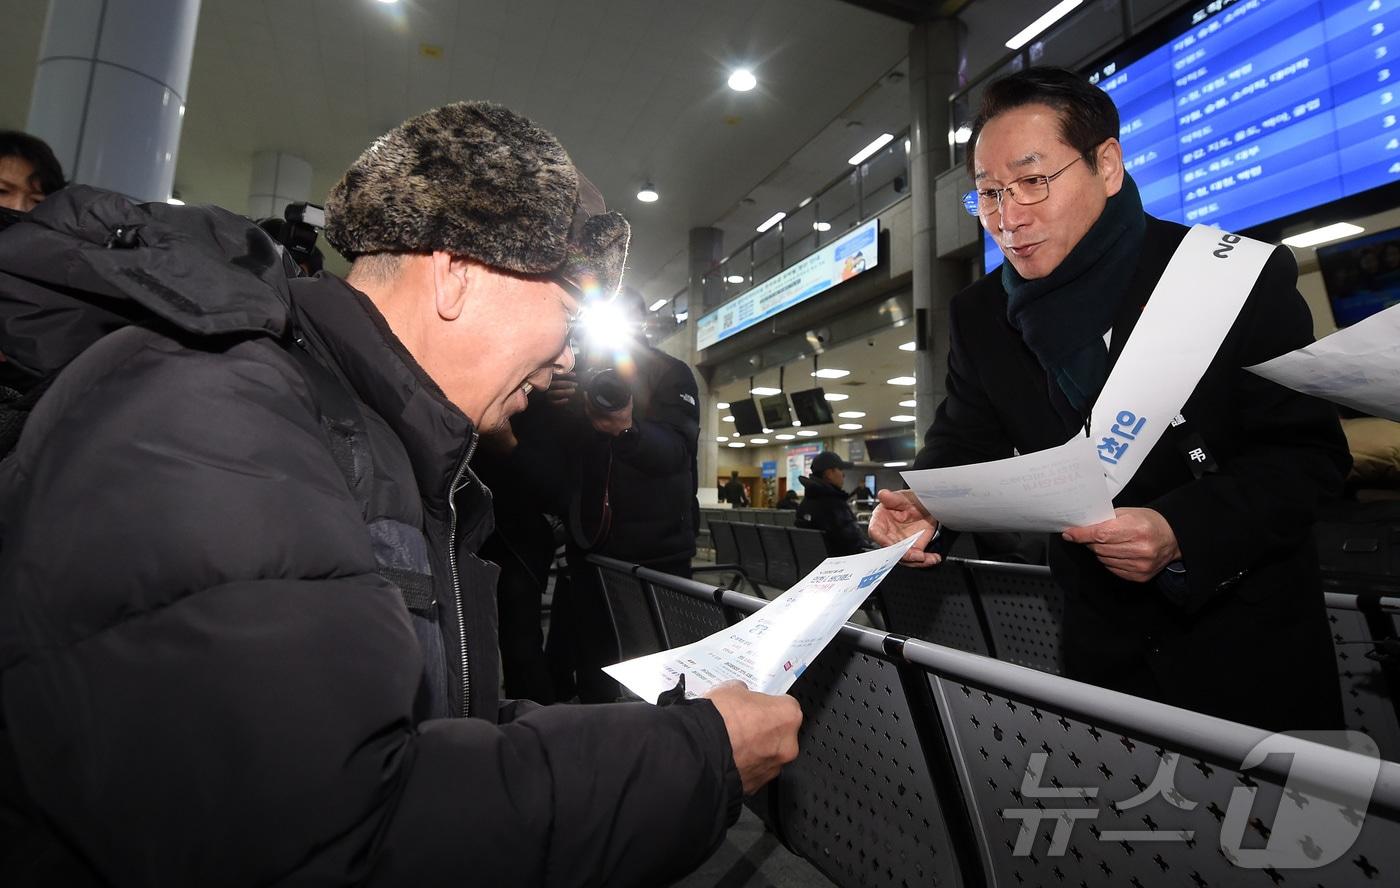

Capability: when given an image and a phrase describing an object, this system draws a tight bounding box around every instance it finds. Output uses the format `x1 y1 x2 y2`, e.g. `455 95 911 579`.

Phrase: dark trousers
552 550 691 703
481 515 558 705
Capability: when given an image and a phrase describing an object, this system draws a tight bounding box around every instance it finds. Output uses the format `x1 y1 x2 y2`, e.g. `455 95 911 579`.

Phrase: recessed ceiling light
750 438 769 444
1005 0 1083 50
725 274 746 284
838 423 863 430
890 415 916 422
824 392 849 401
716 436 728 442
375 0 398 4
837 411 866 418
887 376 916 386
883 461 909 468
722 416 735 423
762 428 773 434
899 399 916 408
675 311 688 322
848 133 895 165
167 196 185 205
1282 222 1364 248
811 368 850 379
750 386 782 396
953 125 973 145
648 298 668 312
756 211 786 233
796 430 819 437
813 221 832 232
727 441 746 448
717 402 730 409
898 341 916 351
792 419 802 426
728 68 757 91
776 433 796 440
636 183 659 203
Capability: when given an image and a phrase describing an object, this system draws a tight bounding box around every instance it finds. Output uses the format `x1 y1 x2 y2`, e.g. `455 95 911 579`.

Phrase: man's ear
431 251 474 321
1099 137 1125 198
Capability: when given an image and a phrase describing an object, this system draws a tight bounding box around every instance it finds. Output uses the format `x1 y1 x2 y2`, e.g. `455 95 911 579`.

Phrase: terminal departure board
984 0 1399 271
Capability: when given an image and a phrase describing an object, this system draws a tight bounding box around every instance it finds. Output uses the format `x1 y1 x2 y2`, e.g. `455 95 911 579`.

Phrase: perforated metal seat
757 523 799 591
788 526 829 579
966 560 1064 674
1325 592 1400 762
878 560 991 656
640 567 731 648
721 591 974 888
732 521 769 587
591 558 663 661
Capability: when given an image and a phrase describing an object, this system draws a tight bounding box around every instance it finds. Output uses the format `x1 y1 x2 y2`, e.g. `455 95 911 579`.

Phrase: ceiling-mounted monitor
981 0 1399 273
729 398 764 436
1318 226 1400 328
865 434 917 464
759 393 794 429
789 388 834 426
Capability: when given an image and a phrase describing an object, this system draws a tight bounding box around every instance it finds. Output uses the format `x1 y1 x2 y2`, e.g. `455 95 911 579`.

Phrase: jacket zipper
447 432 478 718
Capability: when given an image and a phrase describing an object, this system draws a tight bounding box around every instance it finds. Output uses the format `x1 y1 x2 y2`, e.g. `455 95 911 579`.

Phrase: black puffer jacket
795 475 868 556
0 187 739 886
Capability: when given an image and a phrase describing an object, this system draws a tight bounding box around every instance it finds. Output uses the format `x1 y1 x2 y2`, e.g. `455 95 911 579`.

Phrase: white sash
1089 224 1275 498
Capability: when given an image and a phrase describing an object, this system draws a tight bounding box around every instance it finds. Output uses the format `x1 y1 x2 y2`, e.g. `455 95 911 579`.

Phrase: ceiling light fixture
837 411 866 418
838 423 863 430
722 416 735 423
848 133 894 165
824 392 849 401
636 183 659 203
796 430 819 437
750 386 782 396
898 341 916 351
726 274 746 284
1005 0 1084 50
953 125 973 144
166 196 185 206
728 441 746 448
811 368 850 379
728 68 757 92
648 298 668 312
890 414 916 422
884 461 909 468
813 221 832 232
776 433 796 441
750 438 769 444
887 376 916 386
756 211 786 233
717 401 730 409
1282 222 1364 248
899 399 916 408
717 436 728 442
675 311 688 322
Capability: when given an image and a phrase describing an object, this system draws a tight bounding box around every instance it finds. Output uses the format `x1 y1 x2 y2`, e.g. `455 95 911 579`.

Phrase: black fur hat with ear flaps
324 101 629 297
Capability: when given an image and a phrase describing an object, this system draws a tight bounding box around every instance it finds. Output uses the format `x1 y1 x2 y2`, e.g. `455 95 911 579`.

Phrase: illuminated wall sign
697 217 879 350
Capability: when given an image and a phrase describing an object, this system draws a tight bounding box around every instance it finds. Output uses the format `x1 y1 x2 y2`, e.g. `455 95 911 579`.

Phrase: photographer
545 290 702 702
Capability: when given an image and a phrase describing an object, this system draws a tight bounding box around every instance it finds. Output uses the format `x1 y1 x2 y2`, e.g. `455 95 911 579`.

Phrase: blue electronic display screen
982 0 1399 273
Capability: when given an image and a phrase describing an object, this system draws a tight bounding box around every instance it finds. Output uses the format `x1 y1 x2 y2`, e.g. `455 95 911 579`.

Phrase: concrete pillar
688 226 726 314
688 226 725 497
247 151 313 220
27 0 201 203
908 18 969 435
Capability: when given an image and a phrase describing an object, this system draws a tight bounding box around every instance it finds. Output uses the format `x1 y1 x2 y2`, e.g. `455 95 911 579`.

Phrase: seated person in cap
797 451 870 555
0 102 801 887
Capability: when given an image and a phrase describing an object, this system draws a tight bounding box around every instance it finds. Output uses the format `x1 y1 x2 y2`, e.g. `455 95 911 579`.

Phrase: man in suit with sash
869 67 1349 732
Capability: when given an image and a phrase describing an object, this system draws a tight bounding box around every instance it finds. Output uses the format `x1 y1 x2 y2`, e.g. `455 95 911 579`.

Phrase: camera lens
585 368 630 412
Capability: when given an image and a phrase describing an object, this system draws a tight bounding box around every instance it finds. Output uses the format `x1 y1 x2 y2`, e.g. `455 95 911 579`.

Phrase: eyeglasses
961 156 1084 217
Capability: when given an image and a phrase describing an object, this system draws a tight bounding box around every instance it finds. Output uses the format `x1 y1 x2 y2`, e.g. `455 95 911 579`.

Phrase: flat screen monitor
981 0 1399 273
789 388 834 426
1317 226 1400 328
759 393 794 429
729 398 764 436
865 434 917 463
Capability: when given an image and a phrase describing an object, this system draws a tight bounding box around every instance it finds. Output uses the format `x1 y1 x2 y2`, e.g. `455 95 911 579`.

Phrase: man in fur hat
0 102 800 887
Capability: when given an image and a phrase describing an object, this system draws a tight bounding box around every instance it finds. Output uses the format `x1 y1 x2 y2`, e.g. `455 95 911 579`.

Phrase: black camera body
581 367 631 413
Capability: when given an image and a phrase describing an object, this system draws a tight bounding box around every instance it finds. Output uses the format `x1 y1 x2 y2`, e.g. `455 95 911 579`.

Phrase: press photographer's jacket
0 187 740 886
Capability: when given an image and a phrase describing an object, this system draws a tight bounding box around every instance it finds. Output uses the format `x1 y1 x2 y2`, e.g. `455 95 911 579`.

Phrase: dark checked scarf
1002 172 1146 414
